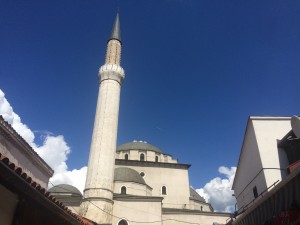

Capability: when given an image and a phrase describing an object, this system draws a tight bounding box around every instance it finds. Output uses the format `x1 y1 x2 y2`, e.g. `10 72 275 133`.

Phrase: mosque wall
114 181 152 196
112 199 163 225
189 199 212 212
114 164 190 209
162 211 230 225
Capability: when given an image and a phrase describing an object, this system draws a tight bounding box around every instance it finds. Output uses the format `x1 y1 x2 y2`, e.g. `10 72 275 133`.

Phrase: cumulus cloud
0 90 36 147
49 167 87 193
0 89 87 193
196 166 236 212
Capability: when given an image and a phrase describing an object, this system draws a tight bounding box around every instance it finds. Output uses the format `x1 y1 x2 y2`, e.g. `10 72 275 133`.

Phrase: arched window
121 186 126 195
155 156 159 162
118 219 128 225
125 154 128 160
140 153 145 161
162 186 167 195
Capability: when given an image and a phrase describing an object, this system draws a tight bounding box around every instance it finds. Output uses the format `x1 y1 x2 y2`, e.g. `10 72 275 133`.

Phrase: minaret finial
109 13 121 43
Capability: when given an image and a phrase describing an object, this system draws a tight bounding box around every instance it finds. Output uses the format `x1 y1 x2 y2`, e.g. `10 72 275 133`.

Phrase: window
140 153 145 161
162 186 167 195
200 206 203 211
155 156 159 162
121 186 127 195
124 154 128 160
118 219 128 225
140 172 145 177
253 186 258 198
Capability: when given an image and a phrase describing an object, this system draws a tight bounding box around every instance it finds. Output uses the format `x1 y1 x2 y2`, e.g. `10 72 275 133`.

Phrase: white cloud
0 89 87 193
35 135 70 173
49 166 87 193
196 166 236 212
0 90 36 147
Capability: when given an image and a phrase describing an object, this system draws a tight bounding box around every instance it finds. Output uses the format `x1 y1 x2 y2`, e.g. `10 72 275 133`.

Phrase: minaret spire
80 13 125 224
109 12 121 43
105 13 122 66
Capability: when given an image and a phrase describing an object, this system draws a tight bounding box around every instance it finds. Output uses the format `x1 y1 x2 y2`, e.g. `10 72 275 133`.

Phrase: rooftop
48 184 82 196
114 167 146 185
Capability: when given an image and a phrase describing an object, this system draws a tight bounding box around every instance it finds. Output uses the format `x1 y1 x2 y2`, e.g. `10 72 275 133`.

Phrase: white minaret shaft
80 13 124 224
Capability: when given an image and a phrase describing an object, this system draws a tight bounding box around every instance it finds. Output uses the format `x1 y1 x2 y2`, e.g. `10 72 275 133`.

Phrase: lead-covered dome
117 141 163 153
114 167 146 185
48 184 82 196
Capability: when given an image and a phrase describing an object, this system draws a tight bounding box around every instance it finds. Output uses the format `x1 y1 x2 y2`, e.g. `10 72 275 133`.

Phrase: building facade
232 116 292 210
231 116 300 225
51 140 230 225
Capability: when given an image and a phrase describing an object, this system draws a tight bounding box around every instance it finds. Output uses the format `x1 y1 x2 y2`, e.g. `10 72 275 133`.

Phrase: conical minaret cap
109 13 121 43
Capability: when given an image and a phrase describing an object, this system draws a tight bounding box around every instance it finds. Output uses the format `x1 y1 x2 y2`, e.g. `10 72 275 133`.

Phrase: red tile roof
0 153 94 225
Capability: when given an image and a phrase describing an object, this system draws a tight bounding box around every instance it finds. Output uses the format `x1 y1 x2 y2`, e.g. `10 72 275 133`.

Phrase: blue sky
1 0 300 211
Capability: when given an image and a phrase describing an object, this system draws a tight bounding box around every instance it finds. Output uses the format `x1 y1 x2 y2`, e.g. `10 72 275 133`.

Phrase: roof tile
0 153 94 225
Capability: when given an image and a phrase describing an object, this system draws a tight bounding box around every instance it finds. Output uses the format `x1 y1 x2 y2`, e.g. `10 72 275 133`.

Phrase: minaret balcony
99 64 125 84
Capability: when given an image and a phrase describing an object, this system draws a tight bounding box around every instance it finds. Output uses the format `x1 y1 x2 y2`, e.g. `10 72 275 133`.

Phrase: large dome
117 141 163 153
48 184 82 196
114 167 146 185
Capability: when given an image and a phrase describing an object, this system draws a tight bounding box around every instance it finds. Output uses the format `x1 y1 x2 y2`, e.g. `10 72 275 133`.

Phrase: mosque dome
114 167 146 185
189 187 206 203
117 141 163 154
48 184 82 196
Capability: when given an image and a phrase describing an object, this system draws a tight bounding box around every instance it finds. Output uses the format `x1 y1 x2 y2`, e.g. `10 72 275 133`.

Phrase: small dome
190 187 206 203
117 141 163 153
114 167 146 185
48 184 82 196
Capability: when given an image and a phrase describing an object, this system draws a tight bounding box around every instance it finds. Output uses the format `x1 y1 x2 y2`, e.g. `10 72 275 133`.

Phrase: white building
50 140 230 225
231 116 300 225
113 141 223 225
232 116 292 210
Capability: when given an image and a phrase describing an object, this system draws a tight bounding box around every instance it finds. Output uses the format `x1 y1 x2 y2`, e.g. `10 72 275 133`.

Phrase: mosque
49 14 231 225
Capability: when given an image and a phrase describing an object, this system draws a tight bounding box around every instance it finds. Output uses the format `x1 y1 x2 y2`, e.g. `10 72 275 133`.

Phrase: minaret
80 13 124 224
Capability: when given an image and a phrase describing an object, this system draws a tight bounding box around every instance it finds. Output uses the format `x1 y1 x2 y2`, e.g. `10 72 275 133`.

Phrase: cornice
249 116 291 120
189 197 210 205
162 208 232 217
114 180 153 190
115 159 191 169
113 194 163 202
